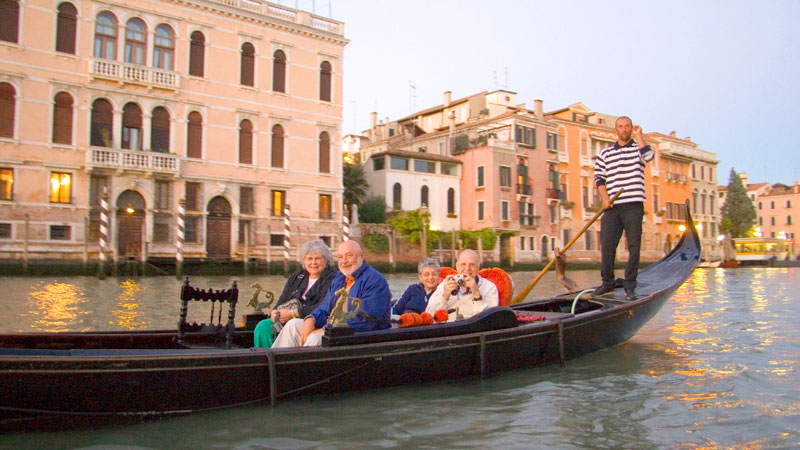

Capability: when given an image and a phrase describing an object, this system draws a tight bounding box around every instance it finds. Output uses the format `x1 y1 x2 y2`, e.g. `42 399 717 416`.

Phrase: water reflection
25 281 88 332
110 279 149 330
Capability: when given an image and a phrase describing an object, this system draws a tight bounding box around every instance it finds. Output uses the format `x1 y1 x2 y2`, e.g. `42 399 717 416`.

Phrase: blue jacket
310 261 392 332
391 283 433 316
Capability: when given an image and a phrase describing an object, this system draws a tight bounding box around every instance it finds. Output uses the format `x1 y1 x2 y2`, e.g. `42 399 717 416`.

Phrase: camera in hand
449 274 470 296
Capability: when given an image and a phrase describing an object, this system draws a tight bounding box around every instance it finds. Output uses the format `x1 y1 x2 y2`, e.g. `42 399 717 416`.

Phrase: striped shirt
593 140 654 205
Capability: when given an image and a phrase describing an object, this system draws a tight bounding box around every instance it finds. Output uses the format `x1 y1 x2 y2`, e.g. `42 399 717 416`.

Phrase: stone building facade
0 0 347 263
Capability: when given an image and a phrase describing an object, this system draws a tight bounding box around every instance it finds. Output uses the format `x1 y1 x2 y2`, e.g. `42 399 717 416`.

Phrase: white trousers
272 318 323 348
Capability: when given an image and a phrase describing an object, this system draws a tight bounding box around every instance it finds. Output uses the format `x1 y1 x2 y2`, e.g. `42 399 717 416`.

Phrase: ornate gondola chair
177 278 239 349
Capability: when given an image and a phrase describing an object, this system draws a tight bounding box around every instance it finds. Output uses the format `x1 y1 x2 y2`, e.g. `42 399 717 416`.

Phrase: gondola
0 206 700 433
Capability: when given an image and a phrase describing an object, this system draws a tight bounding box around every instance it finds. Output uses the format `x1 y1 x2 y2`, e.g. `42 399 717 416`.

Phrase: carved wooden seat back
177 278 239 349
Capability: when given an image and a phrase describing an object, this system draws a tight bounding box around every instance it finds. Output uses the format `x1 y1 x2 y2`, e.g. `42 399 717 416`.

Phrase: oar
511 189 623 304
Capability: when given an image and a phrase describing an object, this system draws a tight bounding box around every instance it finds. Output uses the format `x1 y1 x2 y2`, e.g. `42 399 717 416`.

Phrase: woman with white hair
391 257 441 322
253 239 336 347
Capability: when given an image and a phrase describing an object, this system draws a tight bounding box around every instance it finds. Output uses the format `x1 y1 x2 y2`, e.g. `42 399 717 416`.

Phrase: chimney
444 91 451 107
449 110 456 131
739 172 748 186
670 131 676 137
370 112 377 139
794 181 800 194
534 99 543 119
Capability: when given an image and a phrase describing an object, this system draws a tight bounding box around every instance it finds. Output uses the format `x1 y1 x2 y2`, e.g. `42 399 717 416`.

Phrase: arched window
90 98 112 147
56 3 77 54
150 107 170 152
240 42 255 86
421 185 429 207
0 83 14 138
318 131 330 173
271 124 284 168
186 111 202 158
692 191 698 214
319 61 332 102
0 0 19 43
153 24 174 70
700 192 707 215
124 18 146 65
121 102 142 150
393 183 402 210
189 31 205 77
52 92 73 144
93 12 117 59
239 119 252 164
447 188 455 215
273 50 286 93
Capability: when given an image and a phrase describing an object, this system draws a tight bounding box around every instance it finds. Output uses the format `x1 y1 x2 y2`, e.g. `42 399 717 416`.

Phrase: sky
284 0 800 185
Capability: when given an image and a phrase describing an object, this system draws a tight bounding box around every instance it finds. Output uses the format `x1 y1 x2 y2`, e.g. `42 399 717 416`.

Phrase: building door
541 236 549 260
116 190 145 259
500 234 512 264
206 196 231 258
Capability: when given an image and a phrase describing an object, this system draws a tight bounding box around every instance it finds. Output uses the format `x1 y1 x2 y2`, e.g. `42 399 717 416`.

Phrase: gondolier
593 116 655 300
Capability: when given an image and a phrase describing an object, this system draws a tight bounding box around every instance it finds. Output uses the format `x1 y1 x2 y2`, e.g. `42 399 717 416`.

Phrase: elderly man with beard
272 239 391 348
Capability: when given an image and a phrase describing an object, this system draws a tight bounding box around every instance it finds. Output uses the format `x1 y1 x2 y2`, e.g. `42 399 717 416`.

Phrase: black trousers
600 201 643 290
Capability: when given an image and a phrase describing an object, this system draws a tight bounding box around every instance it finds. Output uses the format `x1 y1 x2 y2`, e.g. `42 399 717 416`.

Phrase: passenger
391 257 441 322
425 249 499 322
272 240 392 348
253 239 336 348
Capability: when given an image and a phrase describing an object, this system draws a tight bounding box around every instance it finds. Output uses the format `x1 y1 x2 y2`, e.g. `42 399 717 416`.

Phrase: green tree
359 196 387 223
343 163 368 219
720 168 756 238
388 210 430 243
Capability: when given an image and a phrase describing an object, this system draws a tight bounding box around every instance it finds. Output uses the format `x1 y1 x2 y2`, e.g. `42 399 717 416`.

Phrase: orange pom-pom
399 313 414 327
434 309 449 323
420 312 434 325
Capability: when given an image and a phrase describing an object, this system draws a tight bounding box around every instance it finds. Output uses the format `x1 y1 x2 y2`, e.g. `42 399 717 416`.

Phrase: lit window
0 167 12 200
271 190 285 216
49 172 72 203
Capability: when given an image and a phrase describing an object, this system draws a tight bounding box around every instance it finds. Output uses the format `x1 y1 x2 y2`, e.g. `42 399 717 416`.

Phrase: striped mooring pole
176 198 185 278
97 188 109 279
283 204 291 273
342 207 350 241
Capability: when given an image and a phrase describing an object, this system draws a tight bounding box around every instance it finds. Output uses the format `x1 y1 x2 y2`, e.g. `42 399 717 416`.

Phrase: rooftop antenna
492 70 498 89
409 80 416 113
504 67 508 89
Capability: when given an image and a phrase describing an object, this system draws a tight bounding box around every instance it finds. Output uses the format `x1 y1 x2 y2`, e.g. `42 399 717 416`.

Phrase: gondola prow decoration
327 287 363 328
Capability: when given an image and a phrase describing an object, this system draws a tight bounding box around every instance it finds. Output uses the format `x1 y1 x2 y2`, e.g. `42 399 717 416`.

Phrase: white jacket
425 275 499 322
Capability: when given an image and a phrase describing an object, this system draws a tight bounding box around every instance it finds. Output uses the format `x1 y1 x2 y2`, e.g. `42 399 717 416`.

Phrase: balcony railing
516 183 532 196
91 59 179 89
580 155 594 167
546 188 564 200
89 148 179 174
208 0 344 34
557 151 569 163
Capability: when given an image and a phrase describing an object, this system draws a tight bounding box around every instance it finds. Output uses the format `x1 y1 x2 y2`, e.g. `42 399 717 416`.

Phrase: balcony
557 151 569 163
91 59 179 90
546 188 564 201
208 0 343 34
580 155 594 167
651 166 660 177
88 148 180 174
516 183 532 196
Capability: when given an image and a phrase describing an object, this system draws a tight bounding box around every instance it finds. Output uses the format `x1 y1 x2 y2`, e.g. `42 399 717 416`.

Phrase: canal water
0 268 798 449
